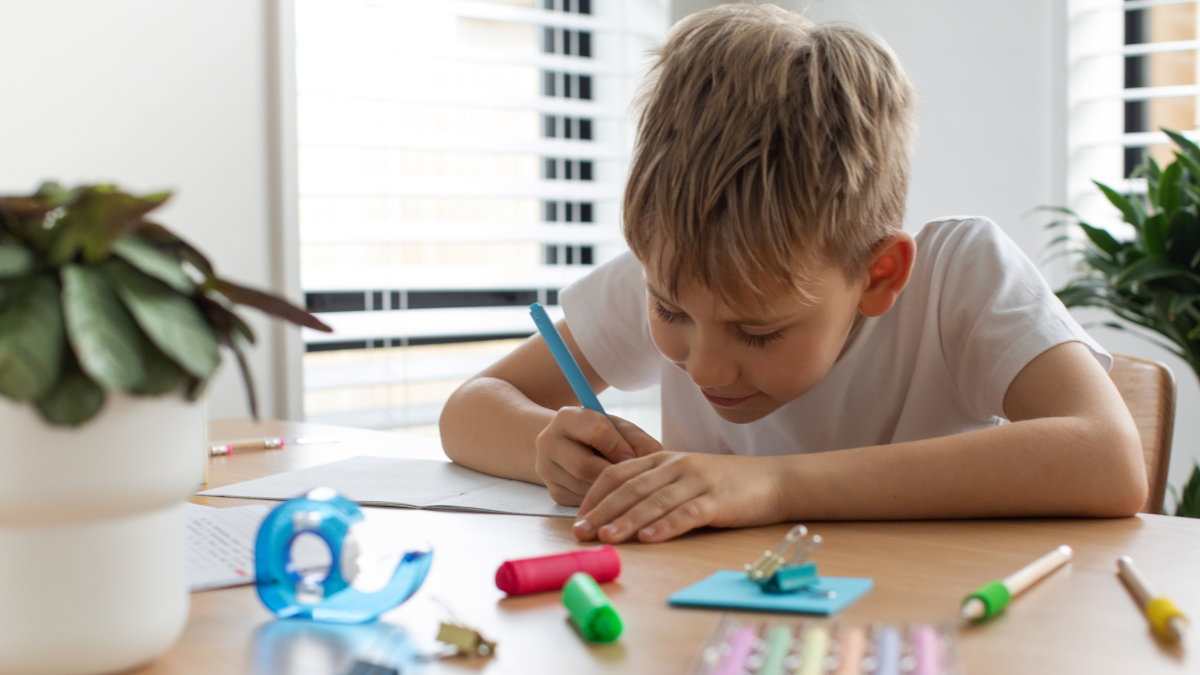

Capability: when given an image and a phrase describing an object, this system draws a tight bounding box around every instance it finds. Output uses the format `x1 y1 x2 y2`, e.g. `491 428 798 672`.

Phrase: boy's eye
736 328 786 348
651 299 686 323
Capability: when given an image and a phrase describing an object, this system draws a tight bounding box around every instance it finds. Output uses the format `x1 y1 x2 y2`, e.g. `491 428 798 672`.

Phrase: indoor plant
1046 129 1200 518
0 183 331 674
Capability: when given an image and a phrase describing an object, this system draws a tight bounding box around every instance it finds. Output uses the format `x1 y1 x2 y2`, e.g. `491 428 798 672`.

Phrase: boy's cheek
748 344 836 402
647 320 688 365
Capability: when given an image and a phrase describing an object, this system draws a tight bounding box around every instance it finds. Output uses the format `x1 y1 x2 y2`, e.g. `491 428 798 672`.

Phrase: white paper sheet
185 503 328 592
196 456 578 518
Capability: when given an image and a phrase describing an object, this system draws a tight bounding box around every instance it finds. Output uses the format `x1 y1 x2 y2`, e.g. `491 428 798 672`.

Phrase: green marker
962 545 1073 622
562 572 623 642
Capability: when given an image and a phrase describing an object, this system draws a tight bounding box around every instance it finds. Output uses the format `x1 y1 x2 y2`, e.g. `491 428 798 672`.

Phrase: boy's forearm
776 415 1147 521
439 377 555 485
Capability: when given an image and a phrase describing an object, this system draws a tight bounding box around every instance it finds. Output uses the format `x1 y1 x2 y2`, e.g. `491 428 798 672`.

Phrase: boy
439 4 1147 544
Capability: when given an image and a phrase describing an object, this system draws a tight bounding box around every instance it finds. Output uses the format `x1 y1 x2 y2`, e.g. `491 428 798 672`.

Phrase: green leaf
1081 247 1120 277
1030 206 1081 221
135 222 215 280
198 295 257 345
226 331 258 419
47 187 171 265
131 341 185 396
1094 181 1142 229
1159 161 1183 216
206 278 332 332
0 275 64 400
184 375 207 401
1116 256 1200 289
111 236 194 294
61 265 147 390
1079 223 1122 257
1168 294 1199 316
0 244 34 278
103 258 220 378
1164 129 1200 164
1132 157 1162 208
1165 210 1200 267
1171 149 1200 182
1141 213 1168 258
35 356 106 426
1175 463 1200 518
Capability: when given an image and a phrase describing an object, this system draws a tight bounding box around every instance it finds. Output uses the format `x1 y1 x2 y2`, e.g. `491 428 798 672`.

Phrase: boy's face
644 262 864 424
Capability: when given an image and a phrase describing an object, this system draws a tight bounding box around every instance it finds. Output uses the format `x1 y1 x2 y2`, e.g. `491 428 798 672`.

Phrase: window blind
1067 0 1198 232
294 0 668 432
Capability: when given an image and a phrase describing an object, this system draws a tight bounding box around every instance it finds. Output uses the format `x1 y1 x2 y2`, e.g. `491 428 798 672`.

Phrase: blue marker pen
529 303 610 420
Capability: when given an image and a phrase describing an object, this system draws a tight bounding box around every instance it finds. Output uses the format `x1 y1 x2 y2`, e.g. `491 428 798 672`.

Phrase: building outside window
294 0 668 436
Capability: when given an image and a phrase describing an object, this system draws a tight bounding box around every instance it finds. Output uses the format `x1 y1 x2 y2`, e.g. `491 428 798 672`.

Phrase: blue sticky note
668 570 873 616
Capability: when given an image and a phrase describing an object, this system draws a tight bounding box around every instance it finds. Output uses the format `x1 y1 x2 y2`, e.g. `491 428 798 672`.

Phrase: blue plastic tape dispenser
254 487 432 623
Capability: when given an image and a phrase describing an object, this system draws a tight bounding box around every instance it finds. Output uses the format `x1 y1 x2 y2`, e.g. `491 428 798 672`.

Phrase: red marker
495 546 621 596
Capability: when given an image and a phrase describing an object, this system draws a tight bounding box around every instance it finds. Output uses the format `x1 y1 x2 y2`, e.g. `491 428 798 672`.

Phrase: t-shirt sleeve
934 217 1111 420
558 251 664 391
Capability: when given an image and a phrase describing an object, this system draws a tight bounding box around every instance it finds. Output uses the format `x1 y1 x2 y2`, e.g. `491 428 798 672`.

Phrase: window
1067 0 1197 231
294 0 668 433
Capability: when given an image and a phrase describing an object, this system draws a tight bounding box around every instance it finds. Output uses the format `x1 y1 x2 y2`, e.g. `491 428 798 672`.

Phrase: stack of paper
196 457 578 519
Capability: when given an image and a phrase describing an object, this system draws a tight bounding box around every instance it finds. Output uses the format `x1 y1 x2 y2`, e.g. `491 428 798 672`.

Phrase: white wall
0 0 299 420
669 0 1200 505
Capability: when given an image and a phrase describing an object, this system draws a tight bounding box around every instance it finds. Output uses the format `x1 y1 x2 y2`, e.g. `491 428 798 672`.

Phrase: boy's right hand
535 408 662 506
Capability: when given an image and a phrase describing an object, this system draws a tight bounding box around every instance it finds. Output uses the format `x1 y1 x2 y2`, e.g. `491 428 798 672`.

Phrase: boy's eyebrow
644 282 792 326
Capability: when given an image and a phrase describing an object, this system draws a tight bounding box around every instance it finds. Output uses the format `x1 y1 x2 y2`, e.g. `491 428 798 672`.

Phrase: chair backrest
1108 354 1176 514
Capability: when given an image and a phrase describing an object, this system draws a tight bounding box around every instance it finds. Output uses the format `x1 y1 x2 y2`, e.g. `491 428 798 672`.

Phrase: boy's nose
684 334 738 388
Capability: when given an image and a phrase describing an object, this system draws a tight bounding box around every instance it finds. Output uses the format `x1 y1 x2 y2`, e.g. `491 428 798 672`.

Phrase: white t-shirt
560 217 1110 456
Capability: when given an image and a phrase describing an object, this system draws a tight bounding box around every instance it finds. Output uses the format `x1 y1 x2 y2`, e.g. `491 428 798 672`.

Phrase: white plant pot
0 392 205 675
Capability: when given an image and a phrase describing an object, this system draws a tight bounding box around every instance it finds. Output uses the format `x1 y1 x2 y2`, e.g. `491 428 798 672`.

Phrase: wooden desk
143 419 1200 674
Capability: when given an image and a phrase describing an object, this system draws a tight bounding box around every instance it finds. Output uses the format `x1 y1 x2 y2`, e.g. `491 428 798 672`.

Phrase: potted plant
0 183 331 674
1047 129 1200 518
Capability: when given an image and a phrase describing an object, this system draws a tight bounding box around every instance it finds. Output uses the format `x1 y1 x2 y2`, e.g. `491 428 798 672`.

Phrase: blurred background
0 0 1196 492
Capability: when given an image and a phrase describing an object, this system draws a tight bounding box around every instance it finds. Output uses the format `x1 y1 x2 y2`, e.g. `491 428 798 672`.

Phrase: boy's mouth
701 390 754 408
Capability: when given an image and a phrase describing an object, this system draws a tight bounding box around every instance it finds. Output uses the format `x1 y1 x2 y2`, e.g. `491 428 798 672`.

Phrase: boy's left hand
572 452 786 543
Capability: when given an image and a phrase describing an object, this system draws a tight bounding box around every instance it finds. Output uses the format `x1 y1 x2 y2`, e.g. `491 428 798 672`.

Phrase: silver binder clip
745 525 814 581
746 525 831 596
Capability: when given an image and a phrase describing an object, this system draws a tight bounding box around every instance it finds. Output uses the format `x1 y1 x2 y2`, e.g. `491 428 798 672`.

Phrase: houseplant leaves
1050 129 1200 516
0 183 333 425
47 186 170 265
103 258 220 379
61 265 147 391
132 342 186 396
112 236 194 294
36 351 106 426
0 244 34 278
0 275 64 400
206 278 332 332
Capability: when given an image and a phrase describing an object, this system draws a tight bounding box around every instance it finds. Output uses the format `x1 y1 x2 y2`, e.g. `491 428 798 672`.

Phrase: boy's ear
858 231 916 318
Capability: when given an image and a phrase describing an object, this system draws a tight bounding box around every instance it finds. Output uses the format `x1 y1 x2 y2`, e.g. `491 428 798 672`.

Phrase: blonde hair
623 3 917 304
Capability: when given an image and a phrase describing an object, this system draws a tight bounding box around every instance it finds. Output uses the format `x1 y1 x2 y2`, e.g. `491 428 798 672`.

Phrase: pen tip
1168 617 1188 642
961 598 985 622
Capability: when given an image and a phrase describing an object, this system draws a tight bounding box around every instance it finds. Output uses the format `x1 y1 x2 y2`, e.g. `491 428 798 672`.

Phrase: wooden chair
1109 354 1176 514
